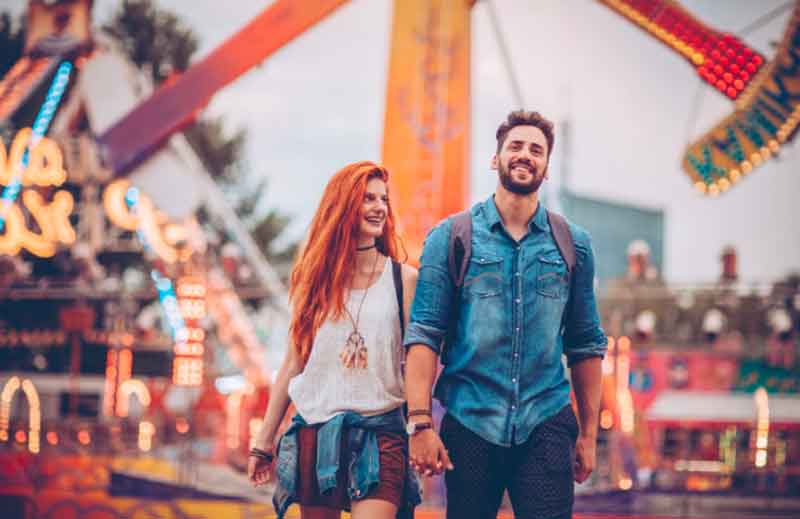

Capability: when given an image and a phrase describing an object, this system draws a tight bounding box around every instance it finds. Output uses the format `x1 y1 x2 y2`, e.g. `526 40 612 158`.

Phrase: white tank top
288 257 405 424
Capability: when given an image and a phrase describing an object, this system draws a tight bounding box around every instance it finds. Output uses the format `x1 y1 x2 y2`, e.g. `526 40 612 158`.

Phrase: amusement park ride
0 0 799 512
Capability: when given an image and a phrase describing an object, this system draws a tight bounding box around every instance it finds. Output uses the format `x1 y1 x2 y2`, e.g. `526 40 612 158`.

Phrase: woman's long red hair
289 161 402 363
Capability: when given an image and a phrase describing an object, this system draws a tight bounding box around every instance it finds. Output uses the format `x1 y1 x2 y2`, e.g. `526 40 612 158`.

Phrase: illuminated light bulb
46 431 58 445
750 152 762 166
692 53 704 65
619 477 633 490
718 178 730 191
759 146 771 159
729 170 741 183
694 181 707 194
600 409 614 430
768 140 779 153
78 430 90 445
708 184 720 197
741 160 753 173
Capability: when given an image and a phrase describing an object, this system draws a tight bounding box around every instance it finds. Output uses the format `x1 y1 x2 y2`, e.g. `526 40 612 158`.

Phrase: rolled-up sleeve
403 220 455 355
562 226 608 366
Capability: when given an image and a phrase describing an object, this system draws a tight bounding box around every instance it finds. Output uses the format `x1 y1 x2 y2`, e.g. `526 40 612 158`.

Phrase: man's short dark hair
495 110 555 157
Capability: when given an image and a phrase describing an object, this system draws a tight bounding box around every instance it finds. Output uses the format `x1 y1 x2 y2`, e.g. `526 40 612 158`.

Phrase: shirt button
512 378 517 383
515 298 521 303
514 353 519 358
511 405 516 410
515 327 520 332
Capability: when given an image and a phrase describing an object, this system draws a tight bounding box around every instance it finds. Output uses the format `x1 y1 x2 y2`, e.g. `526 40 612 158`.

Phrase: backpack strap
391 259 404 337
448 209 473 288
546 210 576 274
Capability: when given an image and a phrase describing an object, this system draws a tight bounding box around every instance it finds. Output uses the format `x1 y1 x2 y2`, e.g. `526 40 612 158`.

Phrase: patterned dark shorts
440 405 579 519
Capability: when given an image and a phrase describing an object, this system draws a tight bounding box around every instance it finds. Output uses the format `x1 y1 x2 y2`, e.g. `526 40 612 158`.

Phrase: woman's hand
247 447 275 487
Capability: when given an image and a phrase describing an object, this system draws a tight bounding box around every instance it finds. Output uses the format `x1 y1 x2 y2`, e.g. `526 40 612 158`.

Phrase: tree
103 0 296 263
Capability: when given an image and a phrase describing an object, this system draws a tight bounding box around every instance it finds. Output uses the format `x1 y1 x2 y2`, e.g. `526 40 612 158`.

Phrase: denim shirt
403 196 607 447
272 407 421 518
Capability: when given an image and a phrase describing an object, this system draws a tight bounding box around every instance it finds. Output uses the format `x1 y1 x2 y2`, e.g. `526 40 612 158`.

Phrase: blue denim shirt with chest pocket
403 196 608 447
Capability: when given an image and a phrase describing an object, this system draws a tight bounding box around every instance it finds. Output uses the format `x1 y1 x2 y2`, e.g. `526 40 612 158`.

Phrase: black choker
357 244 376 251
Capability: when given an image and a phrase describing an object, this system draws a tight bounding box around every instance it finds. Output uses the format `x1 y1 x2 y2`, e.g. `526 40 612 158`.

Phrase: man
403 110 607 519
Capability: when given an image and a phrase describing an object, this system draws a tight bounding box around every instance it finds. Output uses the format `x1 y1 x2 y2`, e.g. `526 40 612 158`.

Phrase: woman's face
358 177 388 241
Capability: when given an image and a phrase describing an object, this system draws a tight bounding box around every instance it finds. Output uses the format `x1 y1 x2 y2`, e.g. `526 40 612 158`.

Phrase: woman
247 161 420 519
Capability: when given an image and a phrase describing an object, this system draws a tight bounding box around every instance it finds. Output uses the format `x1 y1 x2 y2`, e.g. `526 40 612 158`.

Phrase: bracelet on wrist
407 409 432 418
249 447 274 462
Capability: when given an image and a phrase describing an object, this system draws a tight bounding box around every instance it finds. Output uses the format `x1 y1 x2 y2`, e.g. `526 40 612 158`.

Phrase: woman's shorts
295 426 406 510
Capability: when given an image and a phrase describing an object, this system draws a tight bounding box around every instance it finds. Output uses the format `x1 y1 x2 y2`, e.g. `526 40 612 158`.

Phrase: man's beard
498 160 546 195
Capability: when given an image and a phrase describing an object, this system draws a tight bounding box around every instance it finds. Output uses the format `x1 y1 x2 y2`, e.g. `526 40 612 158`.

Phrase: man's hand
574 434 596 483
409 428 453 476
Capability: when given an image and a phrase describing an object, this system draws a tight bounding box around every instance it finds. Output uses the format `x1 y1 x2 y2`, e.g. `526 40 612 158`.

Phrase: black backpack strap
546 210 576 274
448 209 473 288
391 259 404 337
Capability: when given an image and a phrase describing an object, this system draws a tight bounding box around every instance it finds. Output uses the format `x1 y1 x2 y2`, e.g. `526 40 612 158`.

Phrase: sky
3 0 799 284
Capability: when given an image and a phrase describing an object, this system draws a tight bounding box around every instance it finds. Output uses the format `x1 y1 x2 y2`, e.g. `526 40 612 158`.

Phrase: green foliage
102 0 196 86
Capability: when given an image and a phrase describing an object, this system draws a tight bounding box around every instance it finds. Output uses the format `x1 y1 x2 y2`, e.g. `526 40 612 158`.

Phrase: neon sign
103 179 189 263
0 61 72 226
0 128 76 257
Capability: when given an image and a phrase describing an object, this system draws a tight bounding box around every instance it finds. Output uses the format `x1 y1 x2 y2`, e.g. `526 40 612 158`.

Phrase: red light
726 48 735 59
746 63 756 73
707 73 717 84
734 79 744 90
739 70 750 81
736 55 746 66
716 80 726 90
731 64 740 73
743 47 753 56
752 55 763 66
726 87 737 98
723 73 733 83
714 65 723 75
711 49 721 60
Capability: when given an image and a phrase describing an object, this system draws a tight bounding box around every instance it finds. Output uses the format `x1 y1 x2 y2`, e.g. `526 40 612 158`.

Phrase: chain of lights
754 387 770 468
599 0 765 100
151 269 188 342
0 62 73 230
124 180 205 387
682 5 800 195
116 379 151 417
0 376 41 453
173 276 206 386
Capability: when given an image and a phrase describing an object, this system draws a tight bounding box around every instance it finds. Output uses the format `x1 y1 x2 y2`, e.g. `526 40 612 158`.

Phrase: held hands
574 434 597 484
409 428 454 477
247 446 275 487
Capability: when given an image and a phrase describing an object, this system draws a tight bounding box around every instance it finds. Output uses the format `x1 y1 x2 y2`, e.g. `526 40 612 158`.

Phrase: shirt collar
483 195 550 233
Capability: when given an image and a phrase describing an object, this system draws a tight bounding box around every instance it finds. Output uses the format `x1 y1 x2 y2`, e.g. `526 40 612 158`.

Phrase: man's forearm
405 344 439 418
570 357 602 438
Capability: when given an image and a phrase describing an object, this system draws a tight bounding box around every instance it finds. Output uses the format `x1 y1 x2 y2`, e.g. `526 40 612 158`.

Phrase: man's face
492 125 549 195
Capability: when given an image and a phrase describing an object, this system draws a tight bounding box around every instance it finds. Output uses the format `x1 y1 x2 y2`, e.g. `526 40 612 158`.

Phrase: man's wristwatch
405 421 433 436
